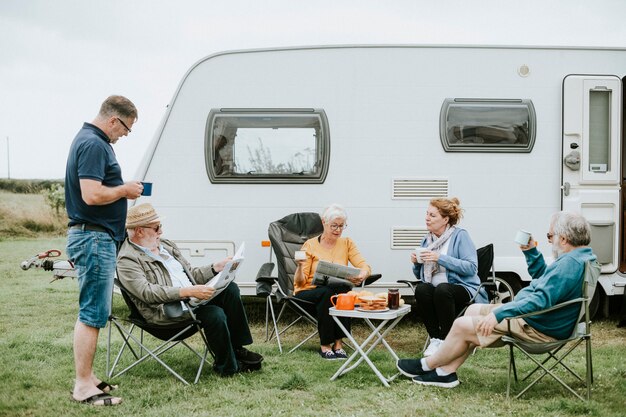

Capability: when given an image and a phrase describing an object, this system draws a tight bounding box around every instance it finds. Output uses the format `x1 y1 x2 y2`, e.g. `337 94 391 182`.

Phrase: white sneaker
423 338 443 357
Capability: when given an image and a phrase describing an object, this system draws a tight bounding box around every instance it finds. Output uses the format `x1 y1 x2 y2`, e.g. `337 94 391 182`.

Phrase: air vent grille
392 178 449 199
391 227 428 249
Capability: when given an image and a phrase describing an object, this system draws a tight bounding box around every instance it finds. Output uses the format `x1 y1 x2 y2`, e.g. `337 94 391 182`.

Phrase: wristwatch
210 264 218 276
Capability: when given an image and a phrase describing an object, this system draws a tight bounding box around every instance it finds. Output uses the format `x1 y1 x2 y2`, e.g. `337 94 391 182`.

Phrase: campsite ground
1 237 625 417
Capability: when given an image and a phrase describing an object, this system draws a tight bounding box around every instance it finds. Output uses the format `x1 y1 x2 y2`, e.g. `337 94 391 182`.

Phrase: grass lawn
1 238 625 417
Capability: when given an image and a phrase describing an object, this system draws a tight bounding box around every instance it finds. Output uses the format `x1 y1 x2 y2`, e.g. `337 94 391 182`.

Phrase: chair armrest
397 279 419 291
504 297 585 321
256 276 278 284
467 280 497 304
255 262 275 281
363 274 382 286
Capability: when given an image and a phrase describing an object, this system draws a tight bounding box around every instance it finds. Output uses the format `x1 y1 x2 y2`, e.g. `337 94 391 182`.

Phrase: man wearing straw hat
117 203 263 377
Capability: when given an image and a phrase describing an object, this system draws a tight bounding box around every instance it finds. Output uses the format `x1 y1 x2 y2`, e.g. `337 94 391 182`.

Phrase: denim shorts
67 229 117 328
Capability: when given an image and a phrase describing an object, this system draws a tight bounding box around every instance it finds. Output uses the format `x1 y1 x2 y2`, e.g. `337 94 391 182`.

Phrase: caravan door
562 75 622 273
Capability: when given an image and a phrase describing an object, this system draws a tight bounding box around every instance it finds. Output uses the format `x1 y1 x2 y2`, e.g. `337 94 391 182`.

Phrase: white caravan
136 45 626 316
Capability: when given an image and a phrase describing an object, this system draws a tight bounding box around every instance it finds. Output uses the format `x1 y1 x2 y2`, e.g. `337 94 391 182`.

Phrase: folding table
329 304 411 387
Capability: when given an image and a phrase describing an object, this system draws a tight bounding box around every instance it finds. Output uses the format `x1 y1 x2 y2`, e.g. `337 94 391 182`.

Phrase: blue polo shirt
65 123 127 241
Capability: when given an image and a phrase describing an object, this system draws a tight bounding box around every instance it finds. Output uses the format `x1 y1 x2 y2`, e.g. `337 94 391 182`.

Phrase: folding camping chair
106 280 214 385
255 212 381 353
501 259 601 401
398 243 515 352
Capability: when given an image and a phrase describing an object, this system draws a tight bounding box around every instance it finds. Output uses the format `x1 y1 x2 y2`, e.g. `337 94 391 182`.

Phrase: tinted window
206 109 330 183
440 99 536 152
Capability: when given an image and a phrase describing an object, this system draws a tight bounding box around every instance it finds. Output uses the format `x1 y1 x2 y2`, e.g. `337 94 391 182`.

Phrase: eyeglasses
329 223 347 231
546 232 554 240
116 117 132 133
143 224 162 233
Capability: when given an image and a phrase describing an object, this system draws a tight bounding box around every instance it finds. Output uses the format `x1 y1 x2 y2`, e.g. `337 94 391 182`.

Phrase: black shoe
235 347 264 365
412 370 459 388
396 358 428 378
238 359 262 373
617 320 626 328
319 349 337 360
333 348 348 360
213 360 262 376
213 362 238 377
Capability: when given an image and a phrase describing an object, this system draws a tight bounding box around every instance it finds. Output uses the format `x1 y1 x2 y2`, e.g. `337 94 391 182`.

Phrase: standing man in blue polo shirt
65 95 143 406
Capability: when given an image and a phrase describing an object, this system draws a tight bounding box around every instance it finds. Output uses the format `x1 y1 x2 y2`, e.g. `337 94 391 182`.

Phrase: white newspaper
189 242 245 306
312 260 361 288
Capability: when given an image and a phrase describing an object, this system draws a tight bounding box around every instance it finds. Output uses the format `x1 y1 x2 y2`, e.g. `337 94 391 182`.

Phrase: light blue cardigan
412 227 488 304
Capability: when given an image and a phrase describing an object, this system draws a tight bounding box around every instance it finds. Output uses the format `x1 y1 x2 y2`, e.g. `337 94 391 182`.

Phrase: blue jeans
67 229 117 328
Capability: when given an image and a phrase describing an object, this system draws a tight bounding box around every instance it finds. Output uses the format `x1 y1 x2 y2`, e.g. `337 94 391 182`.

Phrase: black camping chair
106 280 214 385
398 243 515 352
463 243 515 309
255 212 381 353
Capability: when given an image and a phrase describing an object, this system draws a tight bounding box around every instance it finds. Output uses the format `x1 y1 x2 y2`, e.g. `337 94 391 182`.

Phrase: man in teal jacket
396 211 599 388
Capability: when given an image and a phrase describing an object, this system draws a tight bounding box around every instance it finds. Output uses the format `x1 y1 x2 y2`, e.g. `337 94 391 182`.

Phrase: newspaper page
312 260 361 287
189 242 245 307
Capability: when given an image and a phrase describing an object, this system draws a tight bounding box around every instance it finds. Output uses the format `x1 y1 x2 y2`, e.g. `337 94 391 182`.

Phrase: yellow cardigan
294 236 371 294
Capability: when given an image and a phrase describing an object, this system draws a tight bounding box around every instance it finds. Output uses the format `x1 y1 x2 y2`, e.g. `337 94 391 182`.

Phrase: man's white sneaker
423 338 443 357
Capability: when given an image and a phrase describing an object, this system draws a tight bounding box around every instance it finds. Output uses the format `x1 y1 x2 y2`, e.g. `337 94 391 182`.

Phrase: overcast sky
1 0 625 180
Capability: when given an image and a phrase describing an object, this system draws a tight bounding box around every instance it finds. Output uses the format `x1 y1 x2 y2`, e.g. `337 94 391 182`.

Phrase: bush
45 184 66 216
0 178 63 194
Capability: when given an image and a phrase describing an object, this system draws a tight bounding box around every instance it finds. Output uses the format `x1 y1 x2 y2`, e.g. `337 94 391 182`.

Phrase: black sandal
71 393 121 406
96 381 118 393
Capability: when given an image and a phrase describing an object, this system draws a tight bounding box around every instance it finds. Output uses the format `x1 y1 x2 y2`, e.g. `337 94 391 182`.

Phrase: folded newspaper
188 242 245 307
312 260 361 288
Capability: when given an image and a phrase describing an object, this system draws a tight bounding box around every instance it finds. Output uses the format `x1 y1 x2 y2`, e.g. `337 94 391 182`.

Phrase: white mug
294 250 307 261
514 230 531 246
414 247 428 263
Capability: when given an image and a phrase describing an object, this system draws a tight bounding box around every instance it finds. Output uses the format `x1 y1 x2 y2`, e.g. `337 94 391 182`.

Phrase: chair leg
507 346 513 401
264 297 270 341
586 337 593 400
510 344 518 382
267 297 282 353
287 329 319 354
106 318 112 376
422 335 430 355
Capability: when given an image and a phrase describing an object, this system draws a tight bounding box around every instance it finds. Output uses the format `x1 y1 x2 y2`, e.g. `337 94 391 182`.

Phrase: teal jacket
493 246 598 340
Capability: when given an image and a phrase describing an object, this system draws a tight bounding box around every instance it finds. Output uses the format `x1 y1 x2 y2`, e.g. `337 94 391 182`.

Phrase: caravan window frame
205 108 330 184
439 99 536 153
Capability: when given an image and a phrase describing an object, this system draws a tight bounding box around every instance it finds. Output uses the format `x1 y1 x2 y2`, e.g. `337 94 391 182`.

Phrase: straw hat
126 203 165 229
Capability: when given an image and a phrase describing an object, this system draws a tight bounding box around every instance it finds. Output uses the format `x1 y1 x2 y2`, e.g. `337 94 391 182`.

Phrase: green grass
1 238 626 417
0 191 67 238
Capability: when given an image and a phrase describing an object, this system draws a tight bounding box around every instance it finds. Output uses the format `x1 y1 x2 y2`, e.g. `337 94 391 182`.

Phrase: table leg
362 317 404 360
330 317 391 387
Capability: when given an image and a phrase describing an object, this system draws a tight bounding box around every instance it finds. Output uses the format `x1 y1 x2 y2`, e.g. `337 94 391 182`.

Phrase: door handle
561 182 570 196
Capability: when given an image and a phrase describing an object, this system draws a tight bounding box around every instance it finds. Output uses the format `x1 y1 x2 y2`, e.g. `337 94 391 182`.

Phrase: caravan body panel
137 45 626 297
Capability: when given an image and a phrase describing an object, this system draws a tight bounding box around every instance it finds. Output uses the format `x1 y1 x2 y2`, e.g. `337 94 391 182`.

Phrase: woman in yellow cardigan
294 203 371 360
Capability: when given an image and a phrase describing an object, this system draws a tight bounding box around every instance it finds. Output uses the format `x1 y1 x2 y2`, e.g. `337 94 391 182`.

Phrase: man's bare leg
424 315 482 373
72 320 121 404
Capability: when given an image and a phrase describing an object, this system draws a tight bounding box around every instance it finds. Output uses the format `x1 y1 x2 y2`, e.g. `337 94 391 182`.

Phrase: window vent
391 227 428 249
392 178 449 199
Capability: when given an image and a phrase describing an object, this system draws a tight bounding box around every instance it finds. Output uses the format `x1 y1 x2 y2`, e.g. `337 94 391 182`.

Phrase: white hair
551 211 591 247
321 203 348 223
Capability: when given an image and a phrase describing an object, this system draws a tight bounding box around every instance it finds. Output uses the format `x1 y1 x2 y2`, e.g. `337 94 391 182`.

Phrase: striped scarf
423 225 456 283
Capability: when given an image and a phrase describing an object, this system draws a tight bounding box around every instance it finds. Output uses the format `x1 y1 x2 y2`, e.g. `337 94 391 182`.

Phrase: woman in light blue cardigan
411 198 487 356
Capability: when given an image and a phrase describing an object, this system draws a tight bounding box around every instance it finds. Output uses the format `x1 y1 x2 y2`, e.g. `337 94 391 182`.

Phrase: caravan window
439 99 536 152
206 109 330 184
